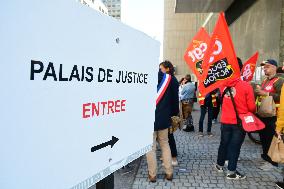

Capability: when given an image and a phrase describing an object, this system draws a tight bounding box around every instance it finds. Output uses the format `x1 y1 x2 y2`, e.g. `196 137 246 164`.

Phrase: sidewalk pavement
132 108 283 189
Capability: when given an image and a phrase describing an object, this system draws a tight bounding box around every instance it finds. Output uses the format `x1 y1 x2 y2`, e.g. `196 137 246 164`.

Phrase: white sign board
0 1 159 189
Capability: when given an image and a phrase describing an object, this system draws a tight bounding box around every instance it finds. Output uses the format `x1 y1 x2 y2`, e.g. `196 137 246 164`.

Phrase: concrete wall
163 0 214 80
229 0 283 66
163 0 284 81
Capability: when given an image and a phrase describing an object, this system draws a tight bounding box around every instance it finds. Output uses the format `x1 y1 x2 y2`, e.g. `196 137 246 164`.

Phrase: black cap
261 59 278 67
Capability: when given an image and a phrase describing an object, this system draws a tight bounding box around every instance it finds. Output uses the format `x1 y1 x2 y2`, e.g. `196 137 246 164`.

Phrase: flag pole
202 12 213 27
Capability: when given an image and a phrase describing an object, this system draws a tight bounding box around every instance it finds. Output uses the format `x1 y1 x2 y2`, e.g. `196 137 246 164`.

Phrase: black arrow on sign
91 136 119 152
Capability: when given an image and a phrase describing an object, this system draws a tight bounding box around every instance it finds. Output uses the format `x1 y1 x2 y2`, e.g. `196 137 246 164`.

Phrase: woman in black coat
155 65 179 131
146 60 179 182
158 61 179 165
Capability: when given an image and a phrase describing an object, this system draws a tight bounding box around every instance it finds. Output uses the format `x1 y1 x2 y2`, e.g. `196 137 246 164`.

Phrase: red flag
241 52 258 82
184 27 211 80
199 12 240 96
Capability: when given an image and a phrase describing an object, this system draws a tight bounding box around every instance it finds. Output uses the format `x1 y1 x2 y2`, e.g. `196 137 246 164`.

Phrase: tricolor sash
156 73 172 105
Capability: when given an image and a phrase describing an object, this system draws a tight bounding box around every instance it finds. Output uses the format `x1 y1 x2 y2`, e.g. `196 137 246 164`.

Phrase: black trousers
95 174 114 189
168 132 177 158
199 105 213 132
213 98 220 120
259 116 278 166
217 124 246 172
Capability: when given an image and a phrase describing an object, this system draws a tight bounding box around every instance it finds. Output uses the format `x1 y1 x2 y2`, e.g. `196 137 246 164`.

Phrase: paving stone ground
132 107 283 189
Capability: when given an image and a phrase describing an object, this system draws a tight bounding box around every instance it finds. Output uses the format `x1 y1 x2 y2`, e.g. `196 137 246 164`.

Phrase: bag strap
221 87 230 105
226 87 243 127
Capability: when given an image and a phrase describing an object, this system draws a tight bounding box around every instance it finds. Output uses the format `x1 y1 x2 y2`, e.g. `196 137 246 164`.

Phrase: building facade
164 0 284 81
102 0 121 20
78 0 108 15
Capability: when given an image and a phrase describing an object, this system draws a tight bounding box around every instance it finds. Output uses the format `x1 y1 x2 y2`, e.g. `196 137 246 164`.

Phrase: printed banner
199 12 240 96
184 27 211 80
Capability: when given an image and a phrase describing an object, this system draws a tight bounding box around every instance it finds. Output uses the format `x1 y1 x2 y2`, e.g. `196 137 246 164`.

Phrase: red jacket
220 79 256 125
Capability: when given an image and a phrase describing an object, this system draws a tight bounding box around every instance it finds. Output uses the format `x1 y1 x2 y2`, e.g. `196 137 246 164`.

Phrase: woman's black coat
154 71 179 131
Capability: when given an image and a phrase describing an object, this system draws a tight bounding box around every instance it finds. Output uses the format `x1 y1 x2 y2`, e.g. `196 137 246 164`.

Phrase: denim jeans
217 124 246 172
199 105 213 132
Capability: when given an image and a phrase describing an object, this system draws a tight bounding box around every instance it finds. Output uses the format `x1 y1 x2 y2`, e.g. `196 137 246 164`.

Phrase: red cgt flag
241 52 258 82
184 27 211 80
198 12 240 96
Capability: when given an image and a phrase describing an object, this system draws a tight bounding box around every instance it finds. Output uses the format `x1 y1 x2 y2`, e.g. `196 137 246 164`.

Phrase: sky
121 0 164 60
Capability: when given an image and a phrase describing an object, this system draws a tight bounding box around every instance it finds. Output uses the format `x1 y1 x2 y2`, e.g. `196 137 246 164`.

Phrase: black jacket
154 71 179 131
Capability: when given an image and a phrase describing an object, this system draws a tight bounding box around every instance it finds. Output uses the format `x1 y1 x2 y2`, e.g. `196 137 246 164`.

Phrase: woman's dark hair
184 74 191 83
160 60 175 75
179 77 185 84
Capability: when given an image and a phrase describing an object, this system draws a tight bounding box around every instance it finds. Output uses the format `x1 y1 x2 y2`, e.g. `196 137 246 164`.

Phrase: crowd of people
146 59 284 188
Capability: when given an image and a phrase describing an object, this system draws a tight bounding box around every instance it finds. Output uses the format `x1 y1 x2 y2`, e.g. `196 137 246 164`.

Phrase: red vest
261 78 278 94
257 77 280 112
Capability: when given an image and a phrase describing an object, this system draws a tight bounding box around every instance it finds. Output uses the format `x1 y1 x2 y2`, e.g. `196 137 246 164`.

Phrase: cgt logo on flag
242 64 253 80
189 40 207 75
241 52 258 82
184 28 211 79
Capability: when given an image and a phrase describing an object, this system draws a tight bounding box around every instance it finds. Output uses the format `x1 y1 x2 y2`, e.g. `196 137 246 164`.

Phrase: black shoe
183 126 194 132
276 182 284 189
207 132 213 137
226 171 246 180
165 174 173 181
261 154 270 162
148 175 156 183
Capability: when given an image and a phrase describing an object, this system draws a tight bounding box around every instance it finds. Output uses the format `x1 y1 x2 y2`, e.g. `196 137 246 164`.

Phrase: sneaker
172 160 178 166
226 171 246 180
207 132 213 137
212 119 216 124
261 154 270 162
276 182 284 189
214 164 224 173
259 162 276 171
198 132 204 137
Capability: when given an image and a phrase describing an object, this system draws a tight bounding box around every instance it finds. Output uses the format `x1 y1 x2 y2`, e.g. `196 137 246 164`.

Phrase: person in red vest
198 91 217 136
256 59 284 171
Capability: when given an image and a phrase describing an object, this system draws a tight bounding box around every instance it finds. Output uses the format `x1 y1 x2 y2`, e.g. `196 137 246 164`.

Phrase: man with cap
255 59 284 171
